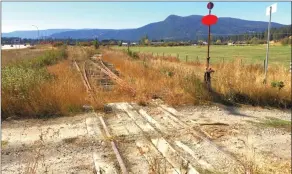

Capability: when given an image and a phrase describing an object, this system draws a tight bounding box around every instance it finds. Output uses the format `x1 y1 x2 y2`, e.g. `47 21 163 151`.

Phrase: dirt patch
200 124 231 140
2 102 291 174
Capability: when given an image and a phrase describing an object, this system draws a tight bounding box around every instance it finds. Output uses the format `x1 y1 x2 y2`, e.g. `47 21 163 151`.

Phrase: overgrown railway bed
1 54 290 174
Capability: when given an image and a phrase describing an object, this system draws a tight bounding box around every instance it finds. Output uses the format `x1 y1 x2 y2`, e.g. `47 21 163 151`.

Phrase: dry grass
96 49 290 108
93 49 206 108
1 46 91 119
238 134 291 174
67 45 97 62
24 148 44 174
2 45 289 118
2 47 51 67
39 60 88 114
212 60 291 107
2 60 87 119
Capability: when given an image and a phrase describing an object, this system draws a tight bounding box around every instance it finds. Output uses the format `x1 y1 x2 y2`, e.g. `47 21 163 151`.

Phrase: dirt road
1 101 290 174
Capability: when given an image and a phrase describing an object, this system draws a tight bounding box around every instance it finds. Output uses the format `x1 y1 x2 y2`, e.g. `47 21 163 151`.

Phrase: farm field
115 45 291 67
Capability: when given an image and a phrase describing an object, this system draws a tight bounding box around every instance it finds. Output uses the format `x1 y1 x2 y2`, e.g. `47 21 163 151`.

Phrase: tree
198 40 204 45
281 37 291 46
93 39 99 49
118 41 122 46
139 35 149 45
250 37 259 45
216 39 222 45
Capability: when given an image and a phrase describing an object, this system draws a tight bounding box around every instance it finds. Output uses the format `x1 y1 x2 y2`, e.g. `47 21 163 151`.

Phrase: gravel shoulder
1 102 291 174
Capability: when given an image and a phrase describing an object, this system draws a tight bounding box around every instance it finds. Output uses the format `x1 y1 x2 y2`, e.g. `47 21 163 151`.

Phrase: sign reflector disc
207 2 214 9
202 14 218 26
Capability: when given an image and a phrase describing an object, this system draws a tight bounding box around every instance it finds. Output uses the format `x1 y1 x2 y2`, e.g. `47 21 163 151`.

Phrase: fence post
290 61 292 73
264 59 266 71
186 55 188 62
163 52 164 57
223 58 224 64
177 53 179 59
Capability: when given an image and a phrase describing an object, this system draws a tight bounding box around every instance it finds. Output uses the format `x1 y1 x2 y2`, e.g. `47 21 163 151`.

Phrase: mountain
2 29 76 39
2 15 287 41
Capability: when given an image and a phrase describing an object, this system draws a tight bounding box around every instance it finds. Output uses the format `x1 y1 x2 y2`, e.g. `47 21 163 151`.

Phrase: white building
228 42 235 46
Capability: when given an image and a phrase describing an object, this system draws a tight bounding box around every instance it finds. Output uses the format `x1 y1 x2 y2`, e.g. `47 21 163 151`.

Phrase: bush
2 66 51 94
52 41 64 47
2 48 69 118
249 37 260 45
19 47 68 68
281 37 291 46
127 50 139 59
181 73 210 103
92 40 99 49
271 81 285 90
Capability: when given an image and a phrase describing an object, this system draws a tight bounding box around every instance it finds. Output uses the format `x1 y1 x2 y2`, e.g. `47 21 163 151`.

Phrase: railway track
84 54 136 96
73 54 245 174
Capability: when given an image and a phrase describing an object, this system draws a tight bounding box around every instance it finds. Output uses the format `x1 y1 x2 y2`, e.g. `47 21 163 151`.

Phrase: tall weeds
1 46 88 119
100 49 291 108
212 60 291 108
98 49 203 106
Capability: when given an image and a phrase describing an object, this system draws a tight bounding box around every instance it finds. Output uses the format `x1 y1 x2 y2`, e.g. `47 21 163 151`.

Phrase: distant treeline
205 25 291 45
2 25 291 46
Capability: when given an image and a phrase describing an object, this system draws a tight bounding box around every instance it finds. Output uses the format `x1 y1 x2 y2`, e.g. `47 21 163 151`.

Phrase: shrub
21 47 68 68
281 37 291 46
92 40 99 49
181 73 211 103
249 37 260 45
1 47 71 119
52 41 64 47
127 50 140 59
271 81 285 90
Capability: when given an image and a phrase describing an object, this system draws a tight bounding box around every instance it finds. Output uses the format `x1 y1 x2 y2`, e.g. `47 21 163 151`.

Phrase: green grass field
115 45 291 67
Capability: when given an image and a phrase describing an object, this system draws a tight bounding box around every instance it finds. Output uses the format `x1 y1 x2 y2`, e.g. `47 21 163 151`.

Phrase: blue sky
2 2 291 32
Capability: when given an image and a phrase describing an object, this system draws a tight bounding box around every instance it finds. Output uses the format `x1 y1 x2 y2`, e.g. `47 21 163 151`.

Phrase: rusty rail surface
87 56 136 96
74 60 129 174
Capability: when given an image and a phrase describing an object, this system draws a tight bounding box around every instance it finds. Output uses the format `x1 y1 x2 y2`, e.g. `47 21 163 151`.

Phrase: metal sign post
201 2 218 91
264 3 277 84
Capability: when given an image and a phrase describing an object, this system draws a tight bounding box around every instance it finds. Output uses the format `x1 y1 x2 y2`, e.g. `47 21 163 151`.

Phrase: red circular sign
207 2 214 9
202 14 218 26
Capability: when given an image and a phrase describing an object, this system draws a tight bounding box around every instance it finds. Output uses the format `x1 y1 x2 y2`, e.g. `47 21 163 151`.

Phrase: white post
264 3 277 83
264 6 272 83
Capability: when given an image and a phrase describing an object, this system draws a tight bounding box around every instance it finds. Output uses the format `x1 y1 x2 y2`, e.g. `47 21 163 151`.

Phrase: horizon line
3 14 291 33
